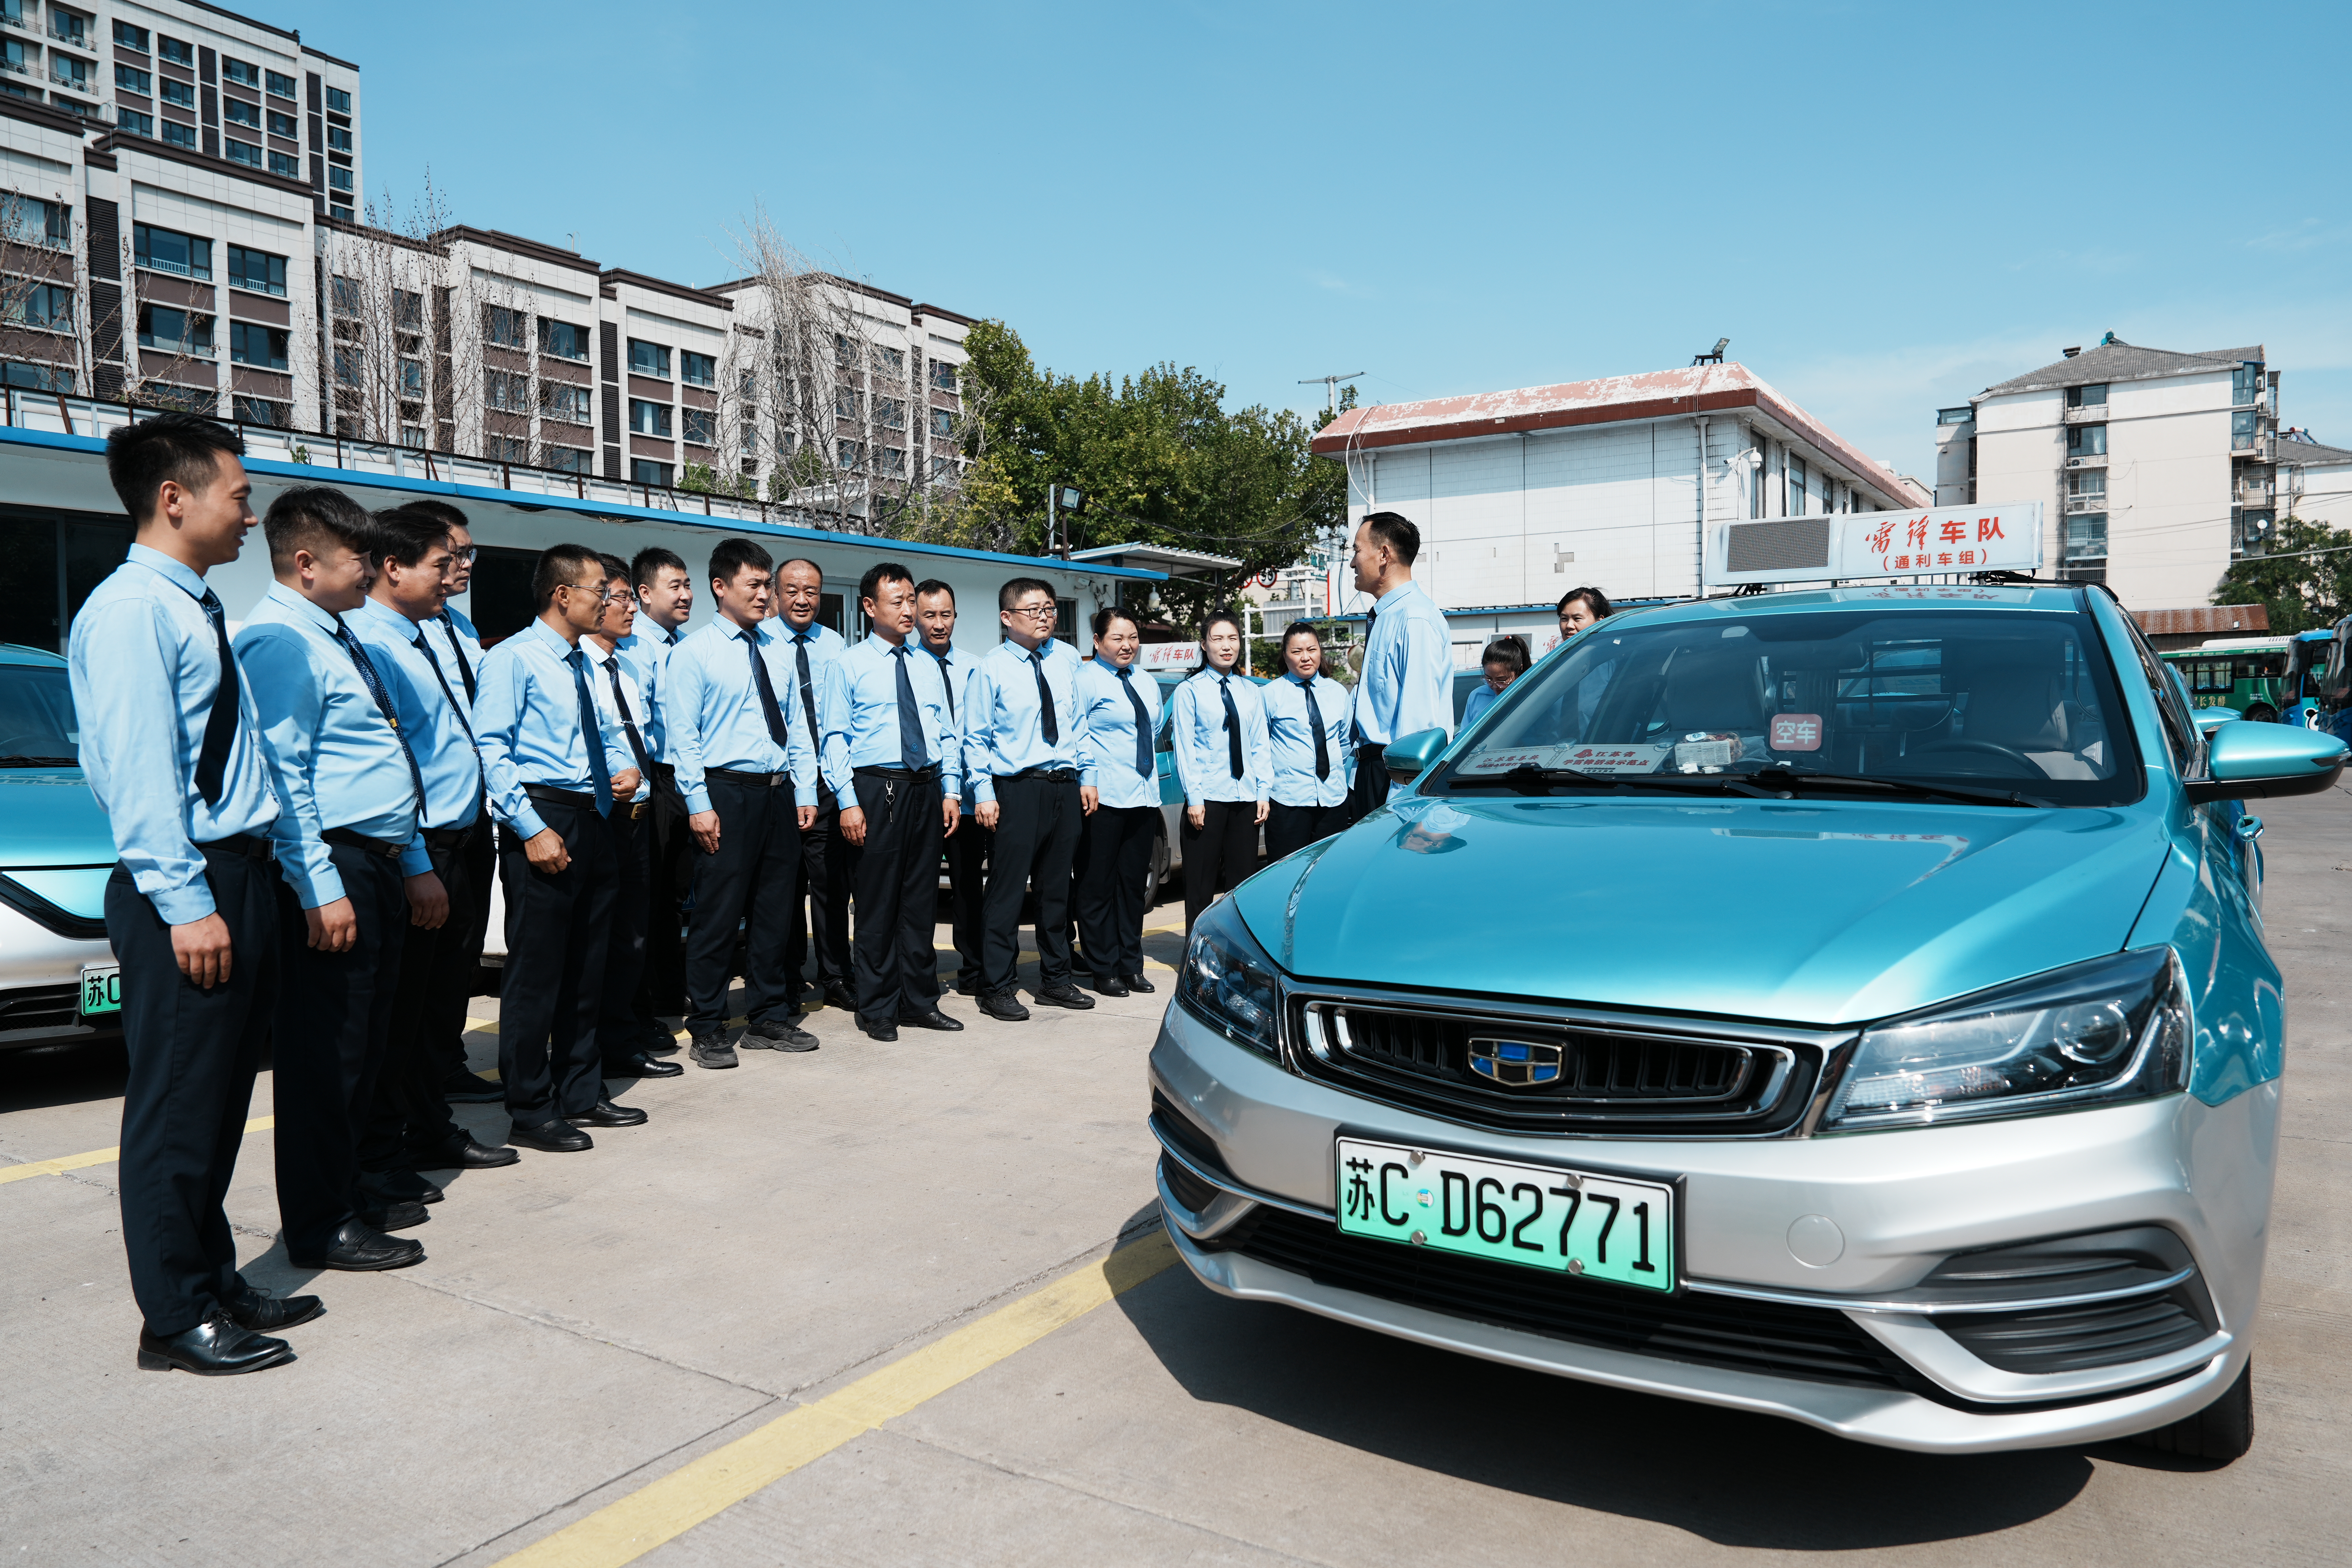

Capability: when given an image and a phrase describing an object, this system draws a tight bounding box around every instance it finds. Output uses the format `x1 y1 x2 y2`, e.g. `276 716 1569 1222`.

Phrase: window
266 108 295 137
929 360 958 391
2065 383 2108 409
136 302 213 355
134 223 211 280
156 36 191 66
48 55 85 92
837 440 863 469
881 446 905 475
118 109 155 138
162 120 196 149
681 408 715 447
330 204 352 224
834 332 853 365
1 193 69 249
223 245 286 297
333 346 362 387
629 398 671 437
630 458 672 487
265 69 294 99
326 124 351 152
930 455 957 482
680 349 715 387
224 139 262 170
327 166 353 193
545 445 592 475
738 369 755 398
228 322 288 370
539 382 591 424
1786 455 1807 516
2067 471 2107 504
159 77 193 108
2231 410 2258 452
2061 512 2109 567
1935 405 1972 425
538 318 588 360
930 407 954 438
115 63 151 95
2066 423 2107 458
393 289 423 332
2232 362 2262 405
485 434 529 463
397 357 423 396
232 395 288 427
628 339 669 377
220 56 257 88
113 19 149 50
484 369 529 411
4 281 73 331
876 397 904 430
481 304 526 348
267 150 297 179
46 8 86 48
834 387 860 420
325 86 350 113
1 359 75 393
879 346 904 376
222 97 260 129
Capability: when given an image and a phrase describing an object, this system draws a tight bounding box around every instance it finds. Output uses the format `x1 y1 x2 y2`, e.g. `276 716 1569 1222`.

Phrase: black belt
323 826 405 859
1354 743 1388 758
1002 767 1080 783
195 832 273 861
421 823 477 852
707 767 792 788
523 783 597 810
855 764 940 781
649 762 677 782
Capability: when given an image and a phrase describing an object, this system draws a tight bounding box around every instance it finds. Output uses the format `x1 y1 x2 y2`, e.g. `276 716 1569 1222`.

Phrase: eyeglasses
1009 603 1058 620
561 581 614 605
447 546 479 565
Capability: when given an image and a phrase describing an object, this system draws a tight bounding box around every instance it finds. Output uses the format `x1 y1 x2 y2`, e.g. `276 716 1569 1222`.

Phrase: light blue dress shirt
348 596 485 834
1263 672 1355 808
235 583 428 903
962 638 1091 804
471 617 638 840
917 639 975 806
1350 580 1455 768
423 603 483 726
1075 656 1163 812
1171 669 1272 807
616 618 684 762
67 543 283 925
1462 682 1500 729
662 616 818 814
586 641 653 804
820 632 962 799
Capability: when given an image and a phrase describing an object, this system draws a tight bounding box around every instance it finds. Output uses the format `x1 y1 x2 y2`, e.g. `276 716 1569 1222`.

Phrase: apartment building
1932 337 2281 610
2274 430 2352 534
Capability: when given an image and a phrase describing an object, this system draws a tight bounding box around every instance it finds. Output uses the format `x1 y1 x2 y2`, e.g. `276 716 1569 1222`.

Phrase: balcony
0 9 38 40
2064 453 2108 471
0 52 27 75
2062 403 2107 424
2064 491 2107 514
46 17 87 53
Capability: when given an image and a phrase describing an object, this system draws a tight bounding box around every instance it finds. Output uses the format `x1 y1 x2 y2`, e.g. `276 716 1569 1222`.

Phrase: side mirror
2191 706 2240 735
2185 720 2348 803
1383 728 1450 783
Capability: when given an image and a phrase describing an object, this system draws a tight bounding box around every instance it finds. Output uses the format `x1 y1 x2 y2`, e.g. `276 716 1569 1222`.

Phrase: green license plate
78 963 120 1016
1334 1137 1676 1292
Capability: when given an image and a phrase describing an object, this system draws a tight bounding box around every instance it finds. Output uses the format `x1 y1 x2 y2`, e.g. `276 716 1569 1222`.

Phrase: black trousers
1075 804 1157 981
436 803 495 1084
599 803 650 1068
1182 801 1259 931
787 798 851 992
686 776 803 1030
848 770 944 1027
1265 800 1348 863
272 842 408 1261
498 798 616 1127
943 812 989 991
637 764 690 1020
359 833 473 1173
1345 743 1391 825
105 846 280 1337
981 774 1083 995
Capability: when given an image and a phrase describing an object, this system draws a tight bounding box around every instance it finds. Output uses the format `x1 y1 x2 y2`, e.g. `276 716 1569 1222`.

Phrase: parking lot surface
6 806 2352 1566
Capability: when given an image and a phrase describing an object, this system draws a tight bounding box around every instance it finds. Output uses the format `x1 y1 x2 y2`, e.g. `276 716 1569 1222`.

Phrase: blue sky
280 0 2352 484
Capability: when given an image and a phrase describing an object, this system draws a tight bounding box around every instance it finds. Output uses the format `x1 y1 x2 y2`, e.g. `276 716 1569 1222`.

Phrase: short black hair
709 537 773 587
597 551 630 585
632 545 687 591
1090 604 1139 639
532 543 604 608
858 561 915 606
106 411 243 525
1558 585 1612 620
398 498 471 534
1482 636 1530 675
775 555 823 584
372 504 454 568
1359 510 1419 565
998 576 1055 613
263 485 373 572
914 578 955 604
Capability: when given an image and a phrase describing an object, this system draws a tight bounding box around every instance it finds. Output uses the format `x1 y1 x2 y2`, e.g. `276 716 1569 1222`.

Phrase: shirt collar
263 580 343 636
1093 655 1131 676
922 641 954 663
126 541 213 602
1374 580 1420 613
862 631 908 657
785 619 822 643
352 597 420 636
524 617 579 658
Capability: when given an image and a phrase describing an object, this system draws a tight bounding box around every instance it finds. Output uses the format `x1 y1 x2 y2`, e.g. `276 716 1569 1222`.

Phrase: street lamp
1046 484 1082 556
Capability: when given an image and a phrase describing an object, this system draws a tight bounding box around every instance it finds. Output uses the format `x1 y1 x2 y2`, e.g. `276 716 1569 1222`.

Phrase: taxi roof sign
1704 502 2044 588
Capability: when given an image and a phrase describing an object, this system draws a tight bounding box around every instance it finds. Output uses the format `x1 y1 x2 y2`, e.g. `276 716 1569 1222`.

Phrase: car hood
1234 792 2172 1028
0 769 115 874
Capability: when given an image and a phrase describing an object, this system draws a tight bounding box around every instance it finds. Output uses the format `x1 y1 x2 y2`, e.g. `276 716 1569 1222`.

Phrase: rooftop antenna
1692 337 1729 366
1297 370 1365 415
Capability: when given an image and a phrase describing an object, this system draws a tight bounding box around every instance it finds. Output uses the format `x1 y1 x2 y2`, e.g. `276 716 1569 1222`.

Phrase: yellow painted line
493 1229 1177 1568
0 1116 276 1186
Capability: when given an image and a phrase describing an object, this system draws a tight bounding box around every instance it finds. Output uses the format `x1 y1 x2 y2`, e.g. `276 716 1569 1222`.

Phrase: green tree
2211 516 2352 634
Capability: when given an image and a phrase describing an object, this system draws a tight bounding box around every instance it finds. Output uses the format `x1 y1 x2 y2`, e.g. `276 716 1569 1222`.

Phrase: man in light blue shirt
1262 621 1355 861
1345 510 1454 817
915 579 988 996
963 576 1095 1020
234 486 430 1274
773 557 854 1011
621 545 695 1029
1071 605 1163 995
665 538 819 1066
822 562 963 1040
474 544 644 1149
73 413 307 1376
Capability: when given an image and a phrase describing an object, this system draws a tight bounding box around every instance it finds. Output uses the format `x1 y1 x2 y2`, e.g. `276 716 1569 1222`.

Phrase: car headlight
1820 947 2191 1132
1175 896 1283 1059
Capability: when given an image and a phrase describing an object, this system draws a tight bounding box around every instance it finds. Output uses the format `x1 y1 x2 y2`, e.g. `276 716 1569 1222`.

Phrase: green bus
2160 631 2335 725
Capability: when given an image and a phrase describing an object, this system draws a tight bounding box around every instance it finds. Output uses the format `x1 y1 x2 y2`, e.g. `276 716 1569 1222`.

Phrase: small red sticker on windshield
1770 714 1824 751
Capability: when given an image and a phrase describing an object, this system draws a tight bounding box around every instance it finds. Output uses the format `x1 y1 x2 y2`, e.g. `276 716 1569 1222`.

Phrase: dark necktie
412 630 475 741
1219 675 1244 779
891 646 929 770
566 648 612 816
440 616 477 703
194 588 239 807
745 629 792 751
1116 666 1152 777
794 631 830 801
1031 648 1059 746
603 654 651 777
336 618 426 814
1300 674 1330 780
929 649 956 721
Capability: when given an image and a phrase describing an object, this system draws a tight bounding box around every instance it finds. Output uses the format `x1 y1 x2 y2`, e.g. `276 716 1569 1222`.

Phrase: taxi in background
1150 580 2343 1459
0 643 122 1053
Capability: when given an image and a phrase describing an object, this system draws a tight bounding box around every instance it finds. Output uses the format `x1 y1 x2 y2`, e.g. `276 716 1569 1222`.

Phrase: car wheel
2128 1358 2253 1462
2246 705 2278 725
1149 827 1171 892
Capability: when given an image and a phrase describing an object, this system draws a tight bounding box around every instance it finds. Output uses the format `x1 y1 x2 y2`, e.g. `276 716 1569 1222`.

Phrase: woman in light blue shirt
1261 622 1354 861
1461 635 1530 728
1170 611 1270 932
1072 606 1163 994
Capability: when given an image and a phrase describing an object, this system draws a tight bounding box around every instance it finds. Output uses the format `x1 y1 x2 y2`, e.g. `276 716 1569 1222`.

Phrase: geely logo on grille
1468 1037 1564 1088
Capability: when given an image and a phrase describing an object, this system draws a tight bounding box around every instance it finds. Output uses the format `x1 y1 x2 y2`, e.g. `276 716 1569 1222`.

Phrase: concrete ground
5 805 2351 1566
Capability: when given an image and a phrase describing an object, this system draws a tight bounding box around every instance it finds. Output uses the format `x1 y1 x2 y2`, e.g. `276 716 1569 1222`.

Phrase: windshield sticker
1675 735 1738 770
1769 713 1824 751
1560 743 1670 775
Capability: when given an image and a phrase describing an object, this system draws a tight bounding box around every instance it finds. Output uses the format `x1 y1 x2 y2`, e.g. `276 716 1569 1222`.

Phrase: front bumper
0 898 118 1052
1149 1001 2276 1455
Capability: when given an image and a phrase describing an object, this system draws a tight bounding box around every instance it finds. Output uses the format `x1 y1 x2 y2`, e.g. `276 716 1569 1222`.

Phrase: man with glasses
770 557 853 1014
472 545 644 1152
584 552 680 1083
962 577 1095 1021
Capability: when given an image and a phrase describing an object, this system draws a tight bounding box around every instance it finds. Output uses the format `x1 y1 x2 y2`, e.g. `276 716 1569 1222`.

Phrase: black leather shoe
568 1098 648 1128
138 1310 294 1375
360 1200 431 1233
441 1071 505 1104
610 1050 684 1078
1034 984 1097 1010
293 1219 426 1271
898 1009 965 1032
821 983 859 1013
407 1133 520 1170
228 1285 324 1332
641 1028 683 1056
1123 974 1155 993
979 991 1030 1022
860 1021 900 1042
361 1169 442 1205
744 1017 820 1052
510 1119 594 1152
1090 975 1131 997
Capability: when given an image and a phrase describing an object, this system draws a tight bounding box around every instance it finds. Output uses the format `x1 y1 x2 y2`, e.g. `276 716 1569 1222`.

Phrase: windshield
1438 607 2141 807
0 666 81 764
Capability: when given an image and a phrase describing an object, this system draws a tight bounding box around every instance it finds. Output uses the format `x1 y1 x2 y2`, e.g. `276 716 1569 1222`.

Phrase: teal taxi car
1150 582 2342 1459
0 644 121 1051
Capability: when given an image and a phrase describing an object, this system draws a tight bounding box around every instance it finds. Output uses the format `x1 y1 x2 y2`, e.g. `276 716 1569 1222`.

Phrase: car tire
2128 1358 2253 1462
2246 705 2278 725
1148 827 1171 893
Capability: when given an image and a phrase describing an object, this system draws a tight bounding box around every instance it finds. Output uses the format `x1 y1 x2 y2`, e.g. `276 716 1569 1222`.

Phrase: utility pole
1297 371 1365 416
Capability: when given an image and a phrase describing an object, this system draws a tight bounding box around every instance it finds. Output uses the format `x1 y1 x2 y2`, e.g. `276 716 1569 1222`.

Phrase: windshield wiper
0 755 80 769
1750 767 2049 809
